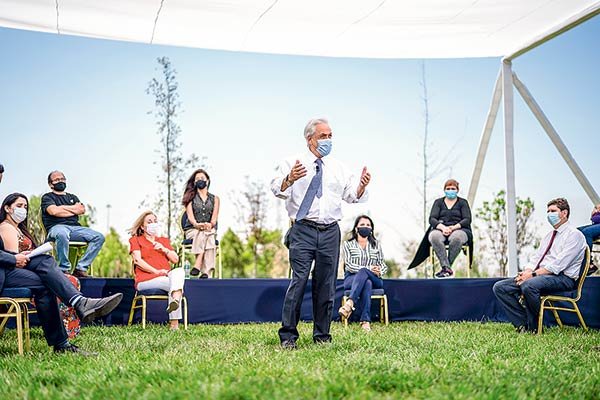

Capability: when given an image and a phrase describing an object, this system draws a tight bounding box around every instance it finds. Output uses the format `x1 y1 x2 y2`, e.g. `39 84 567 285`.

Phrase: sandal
166 299 180 313
338 301 355 319
360 322 371 332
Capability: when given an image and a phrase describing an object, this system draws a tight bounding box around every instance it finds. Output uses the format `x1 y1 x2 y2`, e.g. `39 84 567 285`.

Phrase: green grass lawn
1 321 599 399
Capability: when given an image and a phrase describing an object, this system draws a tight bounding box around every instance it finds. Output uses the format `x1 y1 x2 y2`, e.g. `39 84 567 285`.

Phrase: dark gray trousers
3 254 81 346
278 221 340 343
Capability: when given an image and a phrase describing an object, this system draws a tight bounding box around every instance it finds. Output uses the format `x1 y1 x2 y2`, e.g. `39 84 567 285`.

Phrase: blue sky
1 17 598 262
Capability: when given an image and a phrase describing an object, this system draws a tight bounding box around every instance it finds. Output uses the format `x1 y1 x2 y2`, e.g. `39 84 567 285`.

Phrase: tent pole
468 69 502 206
502 61 519 276
512 72 600 204
504 3 600 61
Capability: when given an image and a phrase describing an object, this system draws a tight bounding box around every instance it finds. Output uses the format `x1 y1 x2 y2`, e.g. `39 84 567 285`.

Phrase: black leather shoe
75 293 123 323
313 337 332 345
54 343 98 356
280 339 297 350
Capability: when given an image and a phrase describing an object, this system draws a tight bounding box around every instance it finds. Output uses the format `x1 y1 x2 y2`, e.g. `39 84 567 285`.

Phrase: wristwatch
532 271 537 277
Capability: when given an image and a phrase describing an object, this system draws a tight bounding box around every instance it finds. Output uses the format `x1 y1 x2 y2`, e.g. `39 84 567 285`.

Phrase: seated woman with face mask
337 215 387 332
128 211 184 330
181 168 220 278
0 193 123 354
426 179 472 279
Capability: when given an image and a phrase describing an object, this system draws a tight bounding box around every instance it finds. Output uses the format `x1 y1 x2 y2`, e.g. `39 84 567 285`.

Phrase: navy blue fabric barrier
75 277 600 328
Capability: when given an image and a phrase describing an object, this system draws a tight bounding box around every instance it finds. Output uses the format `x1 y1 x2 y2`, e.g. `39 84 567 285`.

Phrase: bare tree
146 57 202 239
416 61 459 230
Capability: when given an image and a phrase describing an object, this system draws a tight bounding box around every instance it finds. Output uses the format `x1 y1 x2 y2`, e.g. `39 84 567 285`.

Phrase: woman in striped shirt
338 215 387 332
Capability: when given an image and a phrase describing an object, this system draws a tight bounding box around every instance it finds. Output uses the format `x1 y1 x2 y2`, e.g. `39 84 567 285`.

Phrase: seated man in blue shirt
493 197 586 333
41 171 105 278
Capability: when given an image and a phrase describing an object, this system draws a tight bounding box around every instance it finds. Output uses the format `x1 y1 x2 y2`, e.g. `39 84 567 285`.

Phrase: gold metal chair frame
127 292 188 329
340 293 389 327
0 297 34 355
429 244 471 278
537 248 590 334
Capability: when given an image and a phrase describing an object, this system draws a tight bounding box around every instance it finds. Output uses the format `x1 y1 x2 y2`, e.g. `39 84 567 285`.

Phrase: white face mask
145 222 161 236
11 207 27 224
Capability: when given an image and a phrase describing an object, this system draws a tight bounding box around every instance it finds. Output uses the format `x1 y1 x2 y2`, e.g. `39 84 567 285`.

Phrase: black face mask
357 227 372 238
195 180 207 190
53 182 67 192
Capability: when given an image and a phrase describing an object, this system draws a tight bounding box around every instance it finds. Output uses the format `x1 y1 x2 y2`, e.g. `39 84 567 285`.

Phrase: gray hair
303 118 329 140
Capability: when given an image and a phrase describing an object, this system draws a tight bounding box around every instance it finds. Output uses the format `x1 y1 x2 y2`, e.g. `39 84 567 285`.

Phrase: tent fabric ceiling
0 0 597 58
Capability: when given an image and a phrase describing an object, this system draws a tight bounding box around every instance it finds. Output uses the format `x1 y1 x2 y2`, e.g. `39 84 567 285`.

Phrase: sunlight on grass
1 322 599 399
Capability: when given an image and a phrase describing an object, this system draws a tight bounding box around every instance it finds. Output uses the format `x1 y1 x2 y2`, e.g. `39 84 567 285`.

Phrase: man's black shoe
54 343 98 356
313 337 332 344
75 293 123 324
280 339 297 350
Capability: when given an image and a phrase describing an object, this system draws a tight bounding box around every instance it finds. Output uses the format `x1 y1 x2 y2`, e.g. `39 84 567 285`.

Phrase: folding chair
537 248 590 334
429 244 471 278
340 289 389 327
0 288 33 355
127 288 188 329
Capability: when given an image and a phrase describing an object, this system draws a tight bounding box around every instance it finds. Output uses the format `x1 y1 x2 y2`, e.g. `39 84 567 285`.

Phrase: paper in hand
27 242 53 258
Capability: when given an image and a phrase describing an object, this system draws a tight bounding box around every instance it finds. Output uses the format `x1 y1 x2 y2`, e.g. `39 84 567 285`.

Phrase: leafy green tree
476 190 540 276
94 228 132 278
220 228 252 278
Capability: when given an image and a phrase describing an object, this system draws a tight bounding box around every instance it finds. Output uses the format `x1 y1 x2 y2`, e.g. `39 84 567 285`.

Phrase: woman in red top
129 211 184 330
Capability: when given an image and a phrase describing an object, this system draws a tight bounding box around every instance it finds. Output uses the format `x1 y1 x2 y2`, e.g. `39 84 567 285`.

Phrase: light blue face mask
444 189 458 200
547 211 560 226
315 139 332 157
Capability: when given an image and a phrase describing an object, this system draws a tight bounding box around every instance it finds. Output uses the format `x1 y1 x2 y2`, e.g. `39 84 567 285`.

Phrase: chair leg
573 303 588 331
127 298 137 326
183 297 188 330
383 295 389 325
141 297 147 329
341 296 348 327
218 246 223 279
537 298 547 334
21 303 31 352
548 301 563 328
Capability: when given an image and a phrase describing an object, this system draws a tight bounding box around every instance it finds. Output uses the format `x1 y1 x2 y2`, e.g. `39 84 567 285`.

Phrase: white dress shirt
271 149 368 224
524 221 586 279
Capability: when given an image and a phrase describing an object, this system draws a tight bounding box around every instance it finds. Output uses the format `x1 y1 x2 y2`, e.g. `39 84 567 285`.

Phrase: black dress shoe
280 339 297 350
75 293 123 323
54 343 98 356
72 269 90 278
313 337 332 345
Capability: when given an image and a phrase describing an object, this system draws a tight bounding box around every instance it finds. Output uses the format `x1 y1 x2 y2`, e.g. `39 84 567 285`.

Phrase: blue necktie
295 159 323 221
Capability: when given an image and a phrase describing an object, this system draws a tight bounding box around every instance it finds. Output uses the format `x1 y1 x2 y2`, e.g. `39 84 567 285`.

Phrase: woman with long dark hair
181 169 220 278
0 193 123 354
337 215 387 332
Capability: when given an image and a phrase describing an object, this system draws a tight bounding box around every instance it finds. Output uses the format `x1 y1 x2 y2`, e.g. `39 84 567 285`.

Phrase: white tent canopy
2 0 599 275
0 0 598 58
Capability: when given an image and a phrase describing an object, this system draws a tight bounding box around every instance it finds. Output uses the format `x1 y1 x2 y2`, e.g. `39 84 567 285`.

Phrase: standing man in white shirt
271 118 371 349
493 198 586 333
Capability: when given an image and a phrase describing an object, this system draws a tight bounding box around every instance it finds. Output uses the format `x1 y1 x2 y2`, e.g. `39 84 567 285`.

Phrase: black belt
295 219 338 231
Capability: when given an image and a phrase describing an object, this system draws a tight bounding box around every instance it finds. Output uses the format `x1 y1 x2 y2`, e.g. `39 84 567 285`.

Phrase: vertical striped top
343 239 387 275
